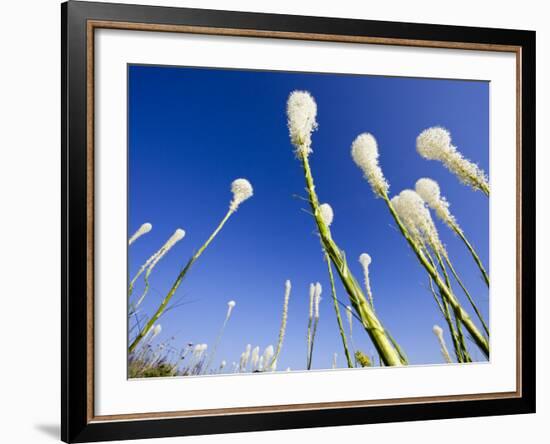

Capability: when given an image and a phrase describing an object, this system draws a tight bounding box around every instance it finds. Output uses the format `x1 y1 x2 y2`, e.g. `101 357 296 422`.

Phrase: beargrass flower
287 90 318 158
432 324 452 363
351 133 389 197
251 346 260 371
272 280 291 368
226 300 236 320
416 127 489 195
319 203 334 227
230 178 254 211
391 189 445 255
151 324 162 340
415 178 456 228
129 222 152 245
314 282 322 320
416 177 490 288
359 253 374 308
262 345 275 371
133 228 186 307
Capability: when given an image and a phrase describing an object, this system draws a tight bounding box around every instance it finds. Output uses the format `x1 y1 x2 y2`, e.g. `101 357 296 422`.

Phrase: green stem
451 222 490 287
425 249 464 362
308 318 319 370
326 254 354 368
301 155 404 366
129 208 234 354
434 250 471 361
382 194 489 358
444 255 490 337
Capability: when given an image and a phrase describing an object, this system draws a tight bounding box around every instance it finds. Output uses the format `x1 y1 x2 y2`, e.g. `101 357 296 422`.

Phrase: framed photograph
62 1 535 442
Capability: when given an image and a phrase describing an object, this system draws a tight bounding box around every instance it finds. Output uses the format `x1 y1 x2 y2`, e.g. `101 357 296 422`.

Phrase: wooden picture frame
62 1 535 442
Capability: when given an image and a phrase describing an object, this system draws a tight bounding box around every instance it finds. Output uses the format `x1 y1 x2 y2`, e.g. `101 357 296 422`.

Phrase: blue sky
128 64 489 372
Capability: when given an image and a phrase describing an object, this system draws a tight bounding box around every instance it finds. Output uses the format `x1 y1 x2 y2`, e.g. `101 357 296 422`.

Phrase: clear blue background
128 64 489 372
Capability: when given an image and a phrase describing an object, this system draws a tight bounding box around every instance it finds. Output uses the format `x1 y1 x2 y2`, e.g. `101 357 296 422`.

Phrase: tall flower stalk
205 300 236 372
271 280 292 368
433 325 452 363
416 127 490 196
416 177 489 286
129 179 253 353
307 283 322 369
129 222 152 245
351 132 489 359
359 253 374 309
287 91 405 366
133 228 186 308
320 203 354 368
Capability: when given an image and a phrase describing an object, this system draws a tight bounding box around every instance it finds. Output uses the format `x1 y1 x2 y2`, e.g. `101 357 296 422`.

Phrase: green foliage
355 350 372 367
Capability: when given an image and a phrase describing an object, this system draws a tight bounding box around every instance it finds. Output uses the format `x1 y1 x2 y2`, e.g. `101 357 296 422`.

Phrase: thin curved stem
301 155 404 366
129 208 234 354
326 254 354 368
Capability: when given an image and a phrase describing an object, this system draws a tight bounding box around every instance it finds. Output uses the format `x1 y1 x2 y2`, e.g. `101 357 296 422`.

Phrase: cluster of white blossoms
146 229 186 277
129 222 152 245
261 345 275 371
250 346 260 371
193 343 208 359
359 253 374 306
150 324 162 340
226 300 236 320
432 324 452 364
351 133 389 197
130 228 186 294
415 178 457 229
230 178 254 211
391 189 445 255
308 283 315 321
314 282 322 320
319 203 334 227
432 324 444 338
416 127 489 193
286 90 318 158
239 344 252 372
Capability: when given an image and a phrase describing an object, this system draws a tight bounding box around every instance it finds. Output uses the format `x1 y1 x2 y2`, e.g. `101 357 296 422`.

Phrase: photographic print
126 65 490 378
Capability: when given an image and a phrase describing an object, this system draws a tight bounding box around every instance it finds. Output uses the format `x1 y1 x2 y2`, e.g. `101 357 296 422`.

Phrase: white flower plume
145 229 185 277
251 346 260 371
262 345 275 371
308 283 315 320
226 300 236 320
351 133 389 197
319 203 334 227
130 228 185 301
432 324 452 364
416 127 489 193
287 90 318 158
359 253 374 307
314 282 322 320
230 178 254 211
346 305 353 334
151 324 162 340
129 222 152 245
239 344 252 372
415 178 457 229
391 189 445 254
